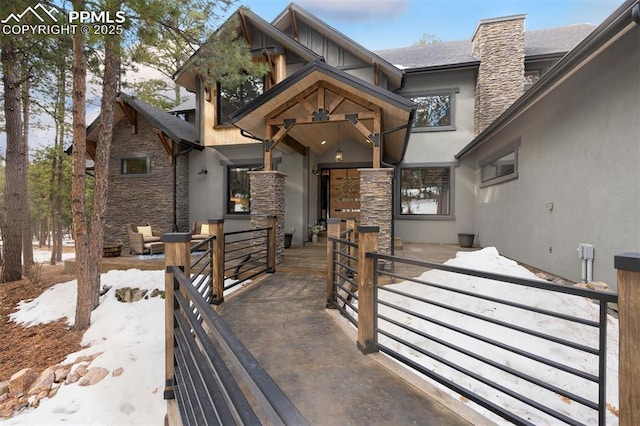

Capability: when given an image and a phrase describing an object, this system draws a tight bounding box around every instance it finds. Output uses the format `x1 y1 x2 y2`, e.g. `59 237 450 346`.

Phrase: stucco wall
104 116 189 248
394 69 477 244
466 26 640 290
189 145 309 246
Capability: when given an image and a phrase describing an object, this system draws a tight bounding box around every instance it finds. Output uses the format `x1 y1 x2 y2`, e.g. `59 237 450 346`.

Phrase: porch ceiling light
335 122 343 163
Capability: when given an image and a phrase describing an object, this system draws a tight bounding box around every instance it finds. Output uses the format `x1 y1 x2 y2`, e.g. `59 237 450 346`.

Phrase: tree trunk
71 3 91 329
22 72 34 268
89 32 121 308
1 45 25 283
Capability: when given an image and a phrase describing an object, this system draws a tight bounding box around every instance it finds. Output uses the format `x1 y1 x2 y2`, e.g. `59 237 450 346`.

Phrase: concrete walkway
216 271 476 425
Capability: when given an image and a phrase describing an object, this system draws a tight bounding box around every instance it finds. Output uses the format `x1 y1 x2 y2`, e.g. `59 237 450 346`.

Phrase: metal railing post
326 218 342 307
210 219 225 305
614 252 640 426
357 225 379 354
267 215 277 273
163 232 192 400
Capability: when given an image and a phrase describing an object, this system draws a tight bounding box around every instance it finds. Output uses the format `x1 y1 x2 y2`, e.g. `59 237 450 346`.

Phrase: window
399 166 451 216
120 157 149 175
226 165 256 214
217 76 264 126
480 144 519 187
524 70 540 90
406 88 459 131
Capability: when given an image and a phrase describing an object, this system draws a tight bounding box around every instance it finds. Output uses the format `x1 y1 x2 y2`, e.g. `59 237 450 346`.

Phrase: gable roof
229 60 416 163
456 0 640 159
87 93 199 147
271 3 404 89
374 23 595 71
173 6 321 92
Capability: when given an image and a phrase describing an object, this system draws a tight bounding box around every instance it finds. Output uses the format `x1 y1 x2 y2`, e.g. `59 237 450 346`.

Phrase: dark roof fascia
524 52 567 63
229 60 415 124
117 93 201 149
173 7 321 83
456 0 640 160
402 61 480 75
272 3 403 84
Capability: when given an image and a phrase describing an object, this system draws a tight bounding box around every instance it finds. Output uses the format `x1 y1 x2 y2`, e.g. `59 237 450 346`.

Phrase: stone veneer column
472 14 526 135
249 171 286 263
359 168 393 256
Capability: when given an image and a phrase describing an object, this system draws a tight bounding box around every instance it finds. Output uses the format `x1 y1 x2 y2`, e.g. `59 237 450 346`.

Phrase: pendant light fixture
335 122 343 163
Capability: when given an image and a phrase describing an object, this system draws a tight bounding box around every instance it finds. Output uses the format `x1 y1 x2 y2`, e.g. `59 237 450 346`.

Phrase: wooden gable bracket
372 61 380 86
117 98 137 134
289 5 299 41
238 10 252 46
154 129 175 165
87 140 97 160
262 49 277 86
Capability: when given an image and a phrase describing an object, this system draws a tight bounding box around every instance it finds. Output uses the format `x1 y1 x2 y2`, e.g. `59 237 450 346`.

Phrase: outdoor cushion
138 225 153 237
143 236 162 243
200 223 210 235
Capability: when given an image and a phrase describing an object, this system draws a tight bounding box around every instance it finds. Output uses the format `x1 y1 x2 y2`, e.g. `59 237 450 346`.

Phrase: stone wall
103 116 189 250
248 171 286 263
359 168 393 256
472 15 525 135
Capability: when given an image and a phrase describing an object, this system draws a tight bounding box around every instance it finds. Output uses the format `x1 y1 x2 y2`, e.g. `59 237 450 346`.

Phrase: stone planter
458 233 475 248
311 233 319 243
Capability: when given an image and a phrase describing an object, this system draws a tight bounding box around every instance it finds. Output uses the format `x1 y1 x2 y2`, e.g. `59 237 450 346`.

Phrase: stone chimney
472 15 526 135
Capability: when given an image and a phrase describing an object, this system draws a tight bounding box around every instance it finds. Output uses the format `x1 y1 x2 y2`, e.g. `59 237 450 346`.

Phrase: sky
0 0 625 155
4 247 618 424
240 0 623 50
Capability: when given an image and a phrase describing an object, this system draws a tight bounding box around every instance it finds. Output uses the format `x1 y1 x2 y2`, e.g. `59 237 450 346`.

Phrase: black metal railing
167 265 308 426
329 234 359 324
190 236 215 304
368 253 618 426
224 226 271 290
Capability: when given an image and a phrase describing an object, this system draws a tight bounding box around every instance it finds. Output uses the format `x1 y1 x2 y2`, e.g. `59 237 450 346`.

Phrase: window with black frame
226 165 256 214
406 88 459 131
399 167 451 216
217 76 264 126
120 157 149 175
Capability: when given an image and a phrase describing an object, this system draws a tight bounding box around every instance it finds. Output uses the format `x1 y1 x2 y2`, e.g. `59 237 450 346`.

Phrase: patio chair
126 223 164 255
191 221 212 241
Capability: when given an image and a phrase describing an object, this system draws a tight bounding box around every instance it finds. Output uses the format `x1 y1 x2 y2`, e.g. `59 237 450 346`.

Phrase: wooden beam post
267 215 277 273
615 253 640 426
326 218 342 307
346 216 357 270
210 219 225 305
357 225 379 354
163 232 192 400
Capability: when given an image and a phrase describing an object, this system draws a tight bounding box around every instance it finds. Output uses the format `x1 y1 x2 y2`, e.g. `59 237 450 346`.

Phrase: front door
324 168 361 221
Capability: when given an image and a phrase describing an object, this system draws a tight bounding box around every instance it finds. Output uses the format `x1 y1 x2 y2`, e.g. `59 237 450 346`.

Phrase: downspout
379 122 413 255
239 129 266 171
172 145 195 232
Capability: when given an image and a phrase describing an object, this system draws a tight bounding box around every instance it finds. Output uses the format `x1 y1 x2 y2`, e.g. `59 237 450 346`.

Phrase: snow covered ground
4 248 619 425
